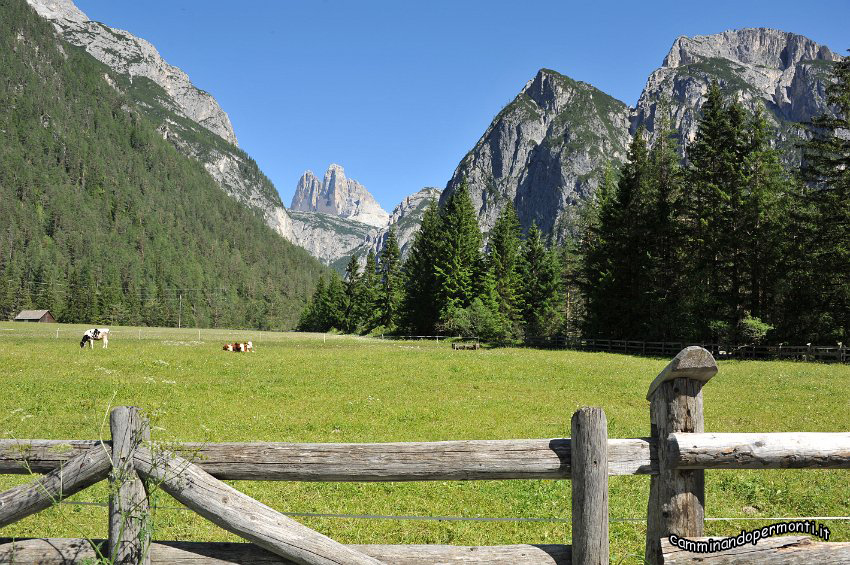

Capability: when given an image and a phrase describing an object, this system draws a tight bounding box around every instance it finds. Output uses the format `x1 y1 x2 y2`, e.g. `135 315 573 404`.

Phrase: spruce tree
359 249 381 332
682 83 790 343
580 166 619 337
378 228 402 330
581 131 651 339
795 53 850 341
343 255 362 333
682 82 744 342
400 202 443 334
521 222 563 337
487 202 524 336
324 271 346 331
433 181 483 327
298 276 327 331
644 110 684 340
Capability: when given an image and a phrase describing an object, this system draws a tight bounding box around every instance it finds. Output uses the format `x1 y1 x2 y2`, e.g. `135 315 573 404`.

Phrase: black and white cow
80 328 110 349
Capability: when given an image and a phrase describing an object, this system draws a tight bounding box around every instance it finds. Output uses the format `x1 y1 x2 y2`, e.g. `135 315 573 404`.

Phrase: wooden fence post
571 407 609 565
644 347 717 565
109 406 150 565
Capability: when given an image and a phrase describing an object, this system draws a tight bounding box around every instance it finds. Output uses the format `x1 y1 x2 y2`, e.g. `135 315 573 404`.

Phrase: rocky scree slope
26 0 294 240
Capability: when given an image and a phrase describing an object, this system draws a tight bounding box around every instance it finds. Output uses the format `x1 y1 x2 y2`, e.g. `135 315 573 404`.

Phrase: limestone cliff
442 69 632 237
633 28 840 156
291 164 389 228
367 187 442 259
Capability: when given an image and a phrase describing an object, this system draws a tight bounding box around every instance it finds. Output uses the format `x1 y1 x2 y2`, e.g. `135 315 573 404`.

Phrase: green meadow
1 322 848 563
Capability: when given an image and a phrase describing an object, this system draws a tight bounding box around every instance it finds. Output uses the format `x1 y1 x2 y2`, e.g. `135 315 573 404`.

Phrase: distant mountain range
21 0 844 266
444 28 840 239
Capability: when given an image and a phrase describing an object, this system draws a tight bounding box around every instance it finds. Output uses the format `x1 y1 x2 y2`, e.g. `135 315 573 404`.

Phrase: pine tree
795 53 850 341
488 202 524 337
343 255 362 333
433 181 483 327
400 201 442 334
521 222 563 337
377 228 402 330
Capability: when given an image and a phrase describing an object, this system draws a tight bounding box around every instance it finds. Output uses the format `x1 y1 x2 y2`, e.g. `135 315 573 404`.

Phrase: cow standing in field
80 328 110 349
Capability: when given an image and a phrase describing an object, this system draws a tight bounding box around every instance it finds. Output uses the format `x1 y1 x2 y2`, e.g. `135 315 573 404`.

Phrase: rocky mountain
632 28 840 156
289 187 441 269
1 0 325 328
288 210 377 266
443 69 632 237
368 187 442 258
26 0 295 240
444 29 841 240
291 164 389 228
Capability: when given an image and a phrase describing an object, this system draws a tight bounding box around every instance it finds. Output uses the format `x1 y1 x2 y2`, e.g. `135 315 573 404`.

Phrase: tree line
301 58 850 345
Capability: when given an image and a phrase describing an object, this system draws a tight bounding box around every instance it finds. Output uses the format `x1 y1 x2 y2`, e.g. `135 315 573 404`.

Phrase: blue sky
74 0 848 211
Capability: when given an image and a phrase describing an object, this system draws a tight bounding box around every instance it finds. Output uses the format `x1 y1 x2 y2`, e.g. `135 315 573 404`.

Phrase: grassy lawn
1 322 848 563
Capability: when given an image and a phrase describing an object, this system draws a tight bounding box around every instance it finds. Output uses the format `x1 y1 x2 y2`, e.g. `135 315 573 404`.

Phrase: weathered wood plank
0 446 110 528
670 432 850 469
132 447 383 565
646 347 715 565
570 407 609 565
0 539 572 564
109 406 151 564
646 346 717 401
0 438 656 480
661 535 850 564
0 439 103 474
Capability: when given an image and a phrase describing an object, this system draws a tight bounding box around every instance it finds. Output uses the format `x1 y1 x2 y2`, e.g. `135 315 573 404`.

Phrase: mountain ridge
25 0 297 242
443 27 842 240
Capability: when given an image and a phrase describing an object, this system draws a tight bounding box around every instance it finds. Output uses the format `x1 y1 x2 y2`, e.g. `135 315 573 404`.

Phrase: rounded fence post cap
646 346 717 400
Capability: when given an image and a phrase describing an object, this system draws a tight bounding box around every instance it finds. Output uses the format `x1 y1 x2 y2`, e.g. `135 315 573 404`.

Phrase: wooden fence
1 347 849 563
524 337 850 363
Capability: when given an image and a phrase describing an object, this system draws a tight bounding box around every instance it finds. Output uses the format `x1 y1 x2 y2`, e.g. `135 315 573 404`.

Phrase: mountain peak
662 28 839 71
26 0 87 24
291 165 389 228
26 0 239 146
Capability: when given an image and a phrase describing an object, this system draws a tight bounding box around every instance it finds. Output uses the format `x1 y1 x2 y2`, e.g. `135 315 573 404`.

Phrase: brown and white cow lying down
223 341 253 352
80 328 109 349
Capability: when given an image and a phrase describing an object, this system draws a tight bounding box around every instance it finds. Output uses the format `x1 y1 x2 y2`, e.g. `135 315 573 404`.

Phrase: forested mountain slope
26 0 296 241
0 0 325 329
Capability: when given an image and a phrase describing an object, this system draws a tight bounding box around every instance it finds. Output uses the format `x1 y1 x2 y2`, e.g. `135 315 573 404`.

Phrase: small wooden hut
14 310 57 323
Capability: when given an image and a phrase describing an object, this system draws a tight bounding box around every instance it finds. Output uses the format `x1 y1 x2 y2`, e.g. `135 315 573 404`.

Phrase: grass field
1 322 848 563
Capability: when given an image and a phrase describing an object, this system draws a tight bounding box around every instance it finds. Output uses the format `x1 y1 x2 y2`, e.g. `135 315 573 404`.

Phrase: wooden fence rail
0 346 847 564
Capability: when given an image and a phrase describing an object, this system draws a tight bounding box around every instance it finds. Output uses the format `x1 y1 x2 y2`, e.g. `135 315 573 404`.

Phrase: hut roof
14 310 51 320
